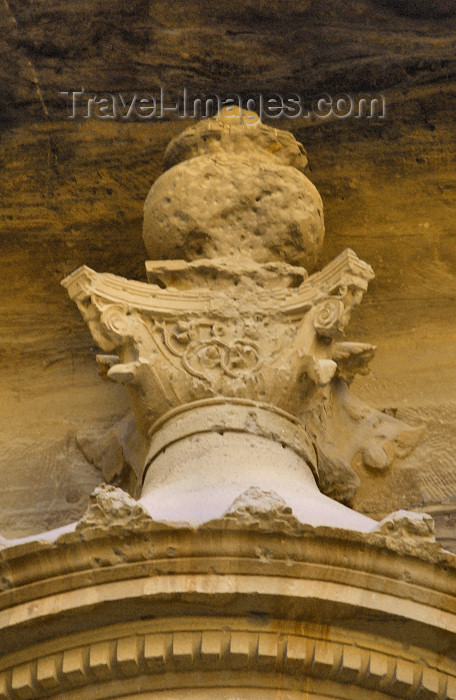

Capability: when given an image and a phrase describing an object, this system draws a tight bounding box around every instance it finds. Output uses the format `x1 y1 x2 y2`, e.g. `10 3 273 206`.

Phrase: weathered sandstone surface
1 0 456 548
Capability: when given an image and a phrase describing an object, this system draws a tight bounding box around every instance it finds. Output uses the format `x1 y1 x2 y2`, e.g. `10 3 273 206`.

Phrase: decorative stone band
61 248 374 321
0 619 455 699
142 398 318 486
145 257 309 291
0 499 455 698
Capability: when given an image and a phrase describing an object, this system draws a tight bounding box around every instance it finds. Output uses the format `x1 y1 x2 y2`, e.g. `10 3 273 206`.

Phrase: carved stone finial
61 111 423 532
143 108 324 271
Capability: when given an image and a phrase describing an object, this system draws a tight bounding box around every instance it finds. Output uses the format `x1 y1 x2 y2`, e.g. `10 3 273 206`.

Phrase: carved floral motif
157 319 263 380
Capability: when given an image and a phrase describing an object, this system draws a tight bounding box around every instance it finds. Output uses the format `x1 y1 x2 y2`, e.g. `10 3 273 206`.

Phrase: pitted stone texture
76 484 153 534
221 486 306 534
225 486 293 516
143 113 324 271
162 112 309 173
376 509 436 541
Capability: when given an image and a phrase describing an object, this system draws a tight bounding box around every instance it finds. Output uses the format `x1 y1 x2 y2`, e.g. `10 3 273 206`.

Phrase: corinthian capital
61 110 422 526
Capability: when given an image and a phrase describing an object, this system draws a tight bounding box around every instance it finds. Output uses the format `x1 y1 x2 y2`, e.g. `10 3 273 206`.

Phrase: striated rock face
1 0 456 549
2 0 456 126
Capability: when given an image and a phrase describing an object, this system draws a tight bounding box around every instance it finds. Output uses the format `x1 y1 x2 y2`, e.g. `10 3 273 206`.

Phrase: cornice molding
0 619 455 699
